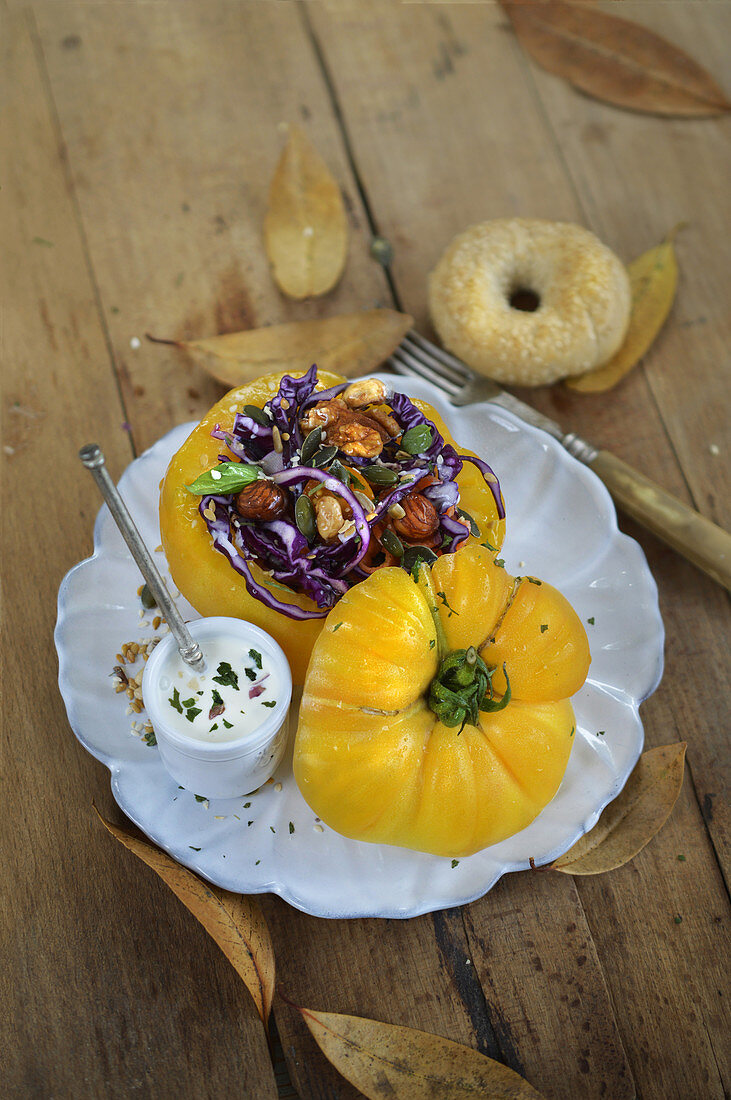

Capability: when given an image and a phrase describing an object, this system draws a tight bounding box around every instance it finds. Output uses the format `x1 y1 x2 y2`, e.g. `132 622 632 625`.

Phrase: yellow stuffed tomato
160 368 506 684
294 545 590 857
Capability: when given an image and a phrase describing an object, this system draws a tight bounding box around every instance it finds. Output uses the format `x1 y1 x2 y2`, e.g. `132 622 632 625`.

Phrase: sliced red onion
459 454 505 520
271 466 371 570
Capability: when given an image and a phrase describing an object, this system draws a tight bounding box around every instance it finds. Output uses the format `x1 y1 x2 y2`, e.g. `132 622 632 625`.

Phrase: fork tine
400 335 467 388
388 346 462 396
405 331 474 382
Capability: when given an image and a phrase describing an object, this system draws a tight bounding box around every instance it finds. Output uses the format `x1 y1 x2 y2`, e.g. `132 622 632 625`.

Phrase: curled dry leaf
148 309 412 387
567 226 681 393
501 1 730 118
95 808 275 1025
265 124 348 299
552 742 686 875
296 1006 544 1099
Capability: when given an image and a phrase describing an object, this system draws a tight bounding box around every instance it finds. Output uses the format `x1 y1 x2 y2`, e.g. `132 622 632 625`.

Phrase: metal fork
389 331 731 592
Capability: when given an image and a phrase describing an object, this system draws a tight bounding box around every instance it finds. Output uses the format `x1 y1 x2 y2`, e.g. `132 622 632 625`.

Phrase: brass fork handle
589 450 731 592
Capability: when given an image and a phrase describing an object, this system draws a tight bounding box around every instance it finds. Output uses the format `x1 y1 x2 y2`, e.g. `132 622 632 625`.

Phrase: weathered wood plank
262 896 508 1100
464 873 635 1100
2 7 277 1096
35 1 392 454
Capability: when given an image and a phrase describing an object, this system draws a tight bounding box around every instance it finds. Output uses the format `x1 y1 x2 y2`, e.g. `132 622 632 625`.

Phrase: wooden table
4 3 729 1097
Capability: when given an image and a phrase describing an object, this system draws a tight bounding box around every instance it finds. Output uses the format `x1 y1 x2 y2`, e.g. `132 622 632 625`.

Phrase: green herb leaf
494 558 505 569
169 688 183 714
400 425 434 455
249 648 263 670
451 859 459 868
185 708 202 723
261 700 277 708
213 662 239 690
401 545 438 579
244 667 257 682
436 590 460 617
481 539 498 552
332 622 343 632
540 624 548 633
189 846 201 851
211 688 224 707
194 794 207 803
587 616 595 625
289 822 295 834
209 724 219 731
223 719 234 729
429 639 436 649
527 576 542 586
181 697 196 708
186 462 259 496
143 730 157 746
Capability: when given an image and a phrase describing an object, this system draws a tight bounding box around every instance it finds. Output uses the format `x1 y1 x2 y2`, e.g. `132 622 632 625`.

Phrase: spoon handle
79 444 205 671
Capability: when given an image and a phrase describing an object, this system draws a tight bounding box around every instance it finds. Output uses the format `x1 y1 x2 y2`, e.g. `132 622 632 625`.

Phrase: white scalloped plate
56 374 664 918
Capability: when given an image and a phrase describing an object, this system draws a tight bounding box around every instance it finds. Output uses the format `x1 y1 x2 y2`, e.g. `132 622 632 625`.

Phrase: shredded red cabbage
193 368 504 619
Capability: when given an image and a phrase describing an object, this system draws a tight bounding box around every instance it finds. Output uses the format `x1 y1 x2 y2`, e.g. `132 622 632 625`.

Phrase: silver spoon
79 444 206 673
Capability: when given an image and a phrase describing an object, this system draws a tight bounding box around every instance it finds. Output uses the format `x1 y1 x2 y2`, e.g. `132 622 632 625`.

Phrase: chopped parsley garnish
223 719 234 729
169 688 183 714
211 688 224 707
597 730 605 737
270 826 276 834
261 700 277 708
249 648 263 669
209 724 219 732
451 860 460 868
429 639 435 649
213 662 239 690
569 726 575 738
332 622 343 632
194 794 207 803
494 558 505 569
674 915 683 924
244 667 257 682
540 624 548 633
587 616 595 625
527 577 542 586
436 591 459 617
143 731 157 747
289 822 295 834
481 540 498 552
255 860 261 866
189 846 201 851
181 697 195 709
244 802 251 808
185 707 202 723
677 854 686 862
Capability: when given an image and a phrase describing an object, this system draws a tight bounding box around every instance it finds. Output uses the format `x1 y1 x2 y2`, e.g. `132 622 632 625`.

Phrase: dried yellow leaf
551 742 686 875
148 309 412 387
95 809 275 1024
567 226 681 393
297 1006 544 1099
265 124 348 299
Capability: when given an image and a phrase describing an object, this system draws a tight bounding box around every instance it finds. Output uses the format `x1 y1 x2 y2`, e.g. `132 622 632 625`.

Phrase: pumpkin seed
242 404 270 427
312 444 339 468
295 494 316 540
300 426 323 464
456 508 479 537
327 458 351 486
401 545 438 578
400 425 433 455
379 529 404 558
361 465 399 487
140 583 157 610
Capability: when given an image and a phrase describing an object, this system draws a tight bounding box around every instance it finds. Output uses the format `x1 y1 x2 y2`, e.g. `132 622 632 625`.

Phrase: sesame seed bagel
428 219 631 386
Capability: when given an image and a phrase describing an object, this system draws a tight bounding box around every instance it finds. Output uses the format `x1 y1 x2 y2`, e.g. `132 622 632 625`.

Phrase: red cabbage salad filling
185 366 505 621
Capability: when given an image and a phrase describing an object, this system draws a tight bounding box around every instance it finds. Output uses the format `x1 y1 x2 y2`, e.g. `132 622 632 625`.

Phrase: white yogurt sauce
151 636 283 743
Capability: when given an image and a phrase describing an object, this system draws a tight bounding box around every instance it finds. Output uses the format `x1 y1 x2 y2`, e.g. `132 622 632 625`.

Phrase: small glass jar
143 617 292 798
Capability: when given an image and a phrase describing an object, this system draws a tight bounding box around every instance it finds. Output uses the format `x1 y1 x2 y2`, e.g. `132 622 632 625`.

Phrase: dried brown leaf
296 1006 544 1098
502 1 730 118
567 225 681 393
265 124 348 298
95 809 275 1024
148 309 412 387
552 743 686 875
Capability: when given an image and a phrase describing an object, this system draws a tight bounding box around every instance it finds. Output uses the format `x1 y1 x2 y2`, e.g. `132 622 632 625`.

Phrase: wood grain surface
4 2 729 1098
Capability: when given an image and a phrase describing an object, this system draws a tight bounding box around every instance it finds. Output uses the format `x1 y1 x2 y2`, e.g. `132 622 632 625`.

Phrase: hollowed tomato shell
159 371 505 683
